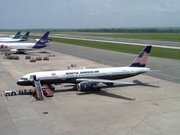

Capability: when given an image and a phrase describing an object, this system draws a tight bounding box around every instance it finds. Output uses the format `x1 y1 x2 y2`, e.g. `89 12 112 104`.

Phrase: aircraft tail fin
33 31 50 48
129 46 152 67
20 32 30 41
12 31 21 39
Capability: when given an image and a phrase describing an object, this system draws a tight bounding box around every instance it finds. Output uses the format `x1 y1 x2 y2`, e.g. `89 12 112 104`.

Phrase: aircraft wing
8 48 32 53
76 78 136 85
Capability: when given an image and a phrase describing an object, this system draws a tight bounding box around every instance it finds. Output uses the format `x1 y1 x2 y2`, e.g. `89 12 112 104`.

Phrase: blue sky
0 0 180 29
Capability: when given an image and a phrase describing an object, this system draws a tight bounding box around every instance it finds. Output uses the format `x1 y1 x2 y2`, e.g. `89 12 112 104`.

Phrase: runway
52 34 180 49
47 42 180 84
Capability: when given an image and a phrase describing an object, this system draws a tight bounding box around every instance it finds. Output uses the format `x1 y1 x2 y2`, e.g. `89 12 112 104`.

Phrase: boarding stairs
33 77 44 101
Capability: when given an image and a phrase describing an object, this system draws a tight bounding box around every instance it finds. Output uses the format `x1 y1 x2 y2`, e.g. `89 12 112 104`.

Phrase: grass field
58 32 180 42
31 35 180 60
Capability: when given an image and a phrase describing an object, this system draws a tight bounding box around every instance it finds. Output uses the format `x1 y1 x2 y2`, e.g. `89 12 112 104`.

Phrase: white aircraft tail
129 46 152 67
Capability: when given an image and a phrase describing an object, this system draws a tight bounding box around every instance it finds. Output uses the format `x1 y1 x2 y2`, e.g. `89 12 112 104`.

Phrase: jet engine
77 82 93 91
10 49 25 54
10 49 18 53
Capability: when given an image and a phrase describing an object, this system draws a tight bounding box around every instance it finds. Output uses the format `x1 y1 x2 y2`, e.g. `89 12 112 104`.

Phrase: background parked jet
0 31 21 42
17 46 152 92
0 31 50 53
0 32 30 42
19 31 30 41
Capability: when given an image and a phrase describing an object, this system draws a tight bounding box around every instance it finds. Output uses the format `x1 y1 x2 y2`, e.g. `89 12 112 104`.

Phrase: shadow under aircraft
54 80 159 100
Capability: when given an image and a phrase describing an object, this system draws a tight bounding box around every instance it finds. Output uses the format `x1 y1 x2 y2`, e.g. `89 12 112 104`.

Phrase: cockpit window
21 78 28 80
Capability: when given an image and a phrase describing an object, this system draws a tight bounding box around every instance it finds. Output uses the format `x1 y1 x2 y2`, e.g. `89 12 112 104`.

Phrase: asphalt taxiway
46 42 180 84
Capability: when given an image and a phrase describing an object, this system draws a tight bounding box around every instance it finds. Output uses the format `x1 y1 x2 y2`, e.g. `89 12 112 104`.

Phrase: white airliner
0 31 20 42
0 31 30 42
0 31 50 53
17 46 152 91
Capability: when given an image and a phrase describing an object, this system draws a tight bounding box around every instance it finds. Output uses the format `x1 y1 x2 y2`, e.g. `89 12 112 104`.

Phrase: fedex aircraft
0 31 30 42
0 31 50 53
19 31 30 41
0 31 21 42
17 46 152 91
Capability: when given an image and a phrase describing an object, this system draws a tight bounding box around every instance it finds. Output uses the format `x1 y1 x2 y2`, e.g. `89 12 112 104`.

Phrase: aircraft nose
17 80 22 86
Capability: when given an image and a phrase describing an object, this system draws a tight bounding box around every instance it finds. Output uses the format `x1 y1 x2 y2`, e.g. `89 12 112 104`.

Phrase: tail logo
39 39 46 44
33 31 50 49
129 46 152 67
133 52 149 65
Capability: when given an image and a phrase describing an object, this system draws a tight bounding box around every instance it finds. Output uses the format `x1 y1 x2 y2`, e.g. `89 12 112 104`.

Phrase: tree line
1 28 180 33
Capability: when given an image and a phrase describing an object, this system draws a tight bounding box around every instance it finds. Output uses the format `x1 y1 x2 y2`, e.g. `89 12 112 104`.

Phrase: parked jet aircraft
19 32 30 41
0 32 30 42
0 31 21 42
0 31 50 53
17 46 152 91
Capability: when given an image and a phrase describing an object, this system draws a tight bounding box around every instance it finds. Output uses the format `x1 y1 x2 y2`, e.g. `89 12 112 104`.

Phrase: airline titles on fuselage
65 70 99 77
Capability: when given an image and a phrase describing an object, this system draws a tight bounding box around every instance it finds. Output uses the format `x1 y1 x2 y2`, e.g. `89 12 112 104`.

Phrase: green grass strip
59 32 180 42
31 35 180 60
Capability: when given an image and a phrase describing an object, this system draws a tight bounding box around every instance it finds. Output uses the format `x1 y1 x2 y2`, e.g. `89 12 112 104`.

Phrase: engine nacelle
35 39 39 42
10 49 18 53
10 49 25 54
77 82 93 91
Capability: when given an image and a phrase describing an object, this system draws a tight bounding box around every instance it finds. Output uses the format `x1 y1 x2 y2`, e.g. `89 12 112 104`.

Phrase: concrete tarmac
0 33 180 134
0 49 180 135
